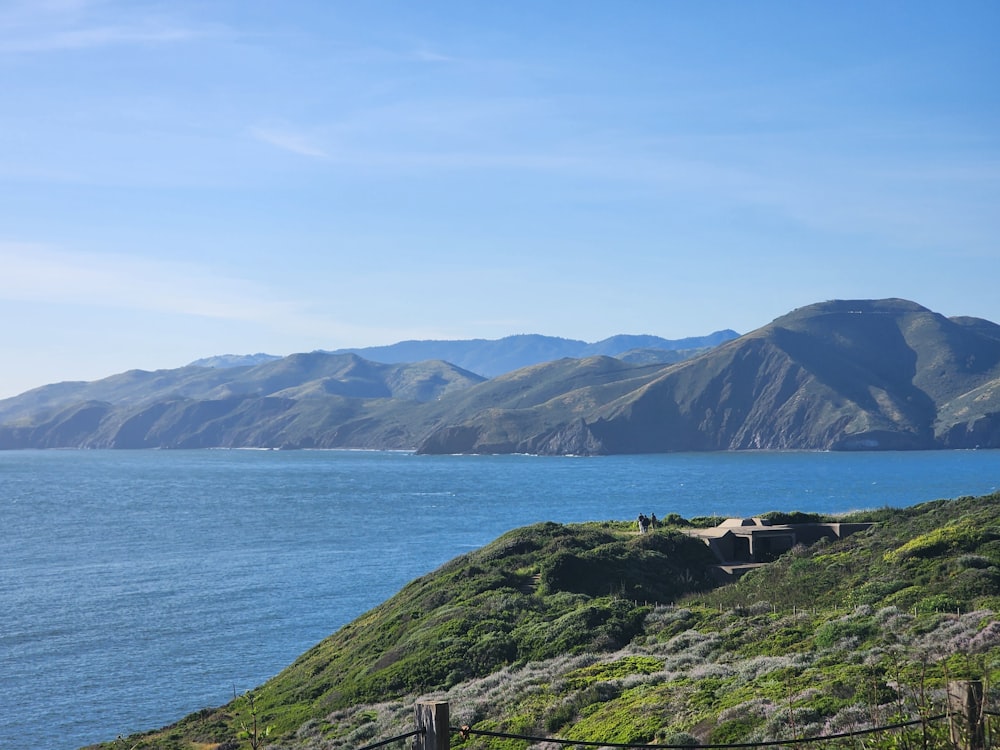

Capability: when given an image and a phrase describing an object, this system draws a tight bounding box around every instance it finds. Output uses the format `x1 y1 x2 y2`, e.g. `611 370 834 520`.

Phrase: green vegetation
89 491 1000 750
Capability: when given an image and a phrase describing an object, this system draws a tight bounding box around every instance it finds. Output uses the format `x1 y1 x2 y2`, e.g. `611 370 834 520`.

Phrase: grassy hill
90 490 1000 749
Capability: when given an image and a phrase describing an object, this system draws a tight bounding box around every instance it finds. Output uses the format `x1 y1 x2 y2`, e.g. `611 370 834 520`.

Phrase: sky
1 1 998 399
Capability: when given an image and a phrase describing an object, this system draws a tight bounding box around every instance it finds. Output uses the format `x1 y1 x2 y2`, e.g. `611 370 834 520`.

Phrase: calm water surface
2 449 998 749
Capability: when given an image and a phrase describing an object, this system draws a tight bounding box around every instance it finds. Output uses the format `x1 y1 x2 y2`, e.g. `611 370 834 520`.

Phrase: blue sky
1 1 998 398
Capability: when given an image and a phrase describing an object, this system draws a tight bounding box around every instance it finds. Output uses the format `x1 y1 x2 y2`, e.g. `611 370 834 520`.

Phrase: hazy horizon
1 1 997 399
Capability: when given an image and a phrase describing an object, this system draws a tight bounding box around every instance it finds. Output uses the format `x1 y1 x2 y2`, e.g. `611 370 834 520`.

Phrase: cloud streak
245 104 999 256
0 243 323 329
0 24 204 53
250 127 330 159
0 0 223 53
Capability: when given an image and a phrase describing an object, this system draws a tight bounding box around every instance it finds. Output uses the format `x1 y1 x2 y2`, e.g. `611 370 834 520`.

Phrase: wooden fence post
415 701 450 750
948 680 985 750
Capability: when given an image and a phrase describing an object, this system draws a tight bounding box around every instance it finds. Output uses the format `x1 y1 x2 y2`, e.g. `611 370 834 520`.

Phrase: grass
88 491 1000 750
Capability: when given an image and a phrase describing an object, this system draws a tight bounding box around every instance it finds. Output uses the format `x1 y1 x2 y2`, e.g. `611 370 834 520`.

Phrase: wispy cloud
250 126 330 159
411 46 457 63
0 243 341 334
249 102 998 255
0 24 204 53
0 0 223 53
0 242 466 389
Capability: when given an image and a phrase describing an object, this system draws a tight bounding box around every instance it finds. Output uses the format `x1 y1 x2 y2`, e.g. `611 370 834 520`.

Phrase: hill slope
2 298 999 452
94 491 1000 749
0 354 485 449
417 298 1000 453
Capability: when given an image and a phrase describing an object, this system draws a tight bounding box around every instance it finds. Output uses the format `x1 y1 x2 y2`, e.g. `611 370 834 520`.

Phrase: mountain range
2 298 999 453
188 331 739 375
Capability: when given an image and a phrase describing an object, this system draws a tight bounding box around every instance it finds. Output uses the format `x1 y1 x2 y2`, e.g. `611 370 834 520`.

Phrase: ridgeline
5 298 1000 452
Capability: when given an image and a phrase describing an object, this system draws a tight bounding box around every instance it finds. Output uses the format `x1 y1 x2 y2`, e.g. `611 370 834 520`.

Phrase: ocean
2 448 999 749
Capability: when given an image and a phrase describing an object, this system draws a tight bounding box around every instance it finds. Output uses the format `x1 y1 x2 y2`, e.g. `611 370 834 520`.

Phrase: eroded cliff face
938 412 1000 449
416 417 606 455
415 424 484 454
524 418 606 455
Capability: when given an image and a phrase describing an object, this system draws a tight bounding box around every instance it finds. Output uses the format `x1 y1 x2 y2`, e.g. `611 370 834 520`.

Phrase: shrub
957 554 994 570
711 716 762 742
661 731 699 746
661 513 691 527
761 511 825 525
915 593 961 613
814 617 876 649
884 517 993 564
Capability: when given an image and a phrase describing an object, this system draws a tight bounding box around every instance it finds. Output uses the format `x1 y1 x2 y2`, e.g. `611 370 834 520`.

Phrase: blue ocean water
2 449 999 750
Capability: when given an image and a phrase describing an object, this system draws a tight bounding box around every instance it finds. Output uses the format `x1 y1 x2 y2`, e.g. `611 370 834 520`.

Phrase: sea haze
2 449 999 749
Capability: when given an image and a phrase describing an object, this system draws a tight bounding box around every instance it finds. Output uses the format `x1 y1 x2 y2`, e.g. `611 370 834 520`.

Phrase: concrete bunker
683 517 874 578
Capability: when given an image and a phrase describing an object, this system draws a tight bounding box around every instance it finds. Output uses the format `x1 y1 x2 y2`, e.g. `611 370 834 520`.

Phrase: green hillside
90 491 1000 750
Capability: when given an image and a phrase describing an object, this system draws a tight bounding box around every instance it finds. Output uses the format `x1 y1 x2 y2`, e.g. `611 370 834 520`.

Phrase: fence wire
356 728 425 750
452 713 951 749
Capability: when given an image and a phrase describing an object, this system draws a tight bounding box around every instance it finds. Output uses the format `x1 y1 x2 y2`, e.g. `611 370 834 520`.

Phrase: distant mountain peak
188 353 282 369
185 332 741 375
776 298 932 322
323 330 740 378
